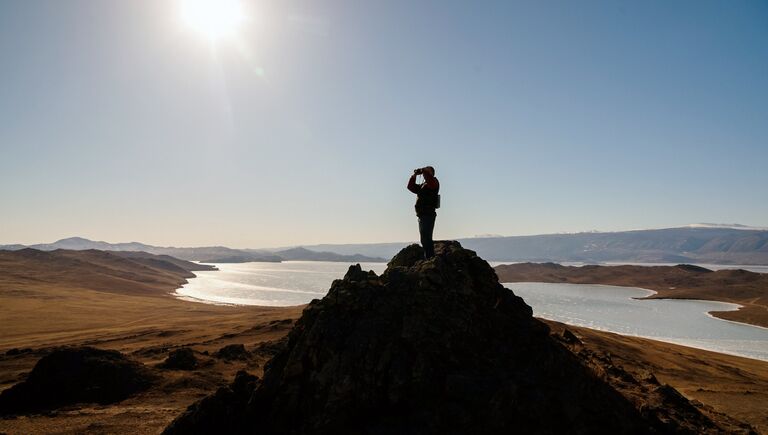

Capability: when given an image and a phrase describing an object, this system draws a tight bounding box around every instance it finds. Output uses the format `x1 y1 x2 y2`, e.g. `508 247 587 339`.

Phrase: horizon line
3 223 767 250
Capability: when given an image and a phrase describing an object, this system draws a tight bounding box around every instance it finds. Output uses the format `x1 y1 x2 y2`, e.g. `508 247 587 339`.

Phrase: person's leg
418 214 436 259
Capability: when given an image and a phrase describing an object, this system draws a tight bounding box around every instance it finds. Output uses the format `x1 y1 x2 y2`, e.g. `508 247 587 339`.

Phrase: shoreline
495 262 768 328
538 314 768 363
506 282 768 362
640 294 768 328
703 310 768 332
586 282 768 331
639 294 768 331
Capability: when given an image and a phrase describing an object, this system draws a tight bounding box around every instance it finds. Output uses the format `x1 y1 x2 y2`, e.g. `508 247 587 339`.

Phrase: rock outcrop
216 344 251 361
164 241 732 434
160 347 198 370
162 370 259 434
0 347 155 415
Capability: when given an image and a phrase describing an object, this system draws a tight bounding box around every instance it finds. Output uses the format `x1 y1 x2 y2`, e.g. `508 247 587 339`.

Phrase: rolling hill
0 248 215 297
0 237 385 263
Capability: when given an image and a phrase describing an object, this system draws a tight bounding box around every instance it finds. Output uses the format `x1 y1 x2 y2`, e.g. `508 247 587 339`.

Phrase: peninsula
495 262 768 328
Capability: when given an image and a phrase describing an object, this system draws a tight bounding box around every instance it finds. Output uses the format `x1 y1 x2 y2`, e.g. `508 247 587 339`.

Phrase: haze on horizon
1 0 767 248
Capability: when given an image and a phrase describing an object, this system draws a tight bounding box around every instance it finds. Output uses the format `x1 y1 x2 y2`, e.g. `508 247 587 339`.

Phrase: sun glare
180 0 246 41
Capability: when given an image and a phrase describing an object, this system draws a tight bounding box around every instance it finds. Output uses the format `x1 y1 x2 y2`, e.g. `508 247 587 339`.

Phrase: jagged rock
160 347 198 370
640 371 660 385
253 337 288 358
163 371 259 434
561 328 581 345
0 346 155 415
386 243 424 268
4 348 32 356
268 319 294 330
215 344 250 361
164 241 729 435
342 263 379 282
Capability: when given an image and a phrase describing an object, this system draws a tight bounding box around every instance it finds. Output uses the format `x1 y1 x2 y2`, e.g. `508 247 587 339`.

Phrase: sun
180 0 246 41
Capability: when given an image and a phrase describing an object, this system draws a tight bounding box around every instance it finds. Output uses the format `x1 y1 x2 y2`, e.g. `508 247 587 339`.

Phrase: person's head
424 166 435 176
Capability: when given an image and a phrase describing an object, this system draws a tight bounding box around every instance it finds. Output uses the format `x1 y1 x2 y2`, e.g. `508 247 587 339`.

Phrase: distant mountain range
2 225 767 265
684 223 768 231
306 226 768 265
0 237 385 263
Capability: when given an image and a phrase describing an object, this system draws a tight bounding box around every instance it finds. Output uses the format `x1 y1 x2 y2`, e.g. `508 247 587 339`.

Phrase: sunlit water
507 282 768 361
175 261 388 306
175 261 768 361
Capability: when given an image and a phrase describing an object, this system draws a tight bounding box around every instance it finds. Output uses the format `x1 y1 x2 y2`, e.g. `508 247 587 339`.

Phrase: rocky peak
165 241 731 435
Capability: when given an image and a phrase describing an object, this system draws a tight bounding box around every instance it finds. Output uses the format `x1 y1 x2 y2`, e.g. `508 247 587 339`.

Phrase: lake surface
175 261 388 306
175 261 768 361
507 282 768 361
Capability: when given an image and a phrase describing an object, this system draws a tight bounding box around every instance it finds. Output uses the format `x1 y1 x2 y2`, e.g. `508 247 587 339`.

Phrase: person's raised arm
407 173 420 194
422 170 438 190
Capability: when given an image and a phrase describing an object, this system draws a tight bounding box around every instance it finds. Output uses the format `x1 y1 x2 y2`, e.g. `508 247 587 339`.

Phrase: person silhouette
407 166 440 259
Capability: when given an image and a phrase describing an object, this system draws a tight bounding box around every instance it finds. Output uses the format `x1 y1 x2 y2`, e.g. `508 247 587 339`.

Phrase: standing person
407 166 440 259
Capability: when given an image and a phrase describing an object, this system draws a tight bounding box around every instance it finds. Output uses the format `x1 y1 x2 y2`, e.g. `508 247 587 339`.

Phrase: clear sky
1 0 767 248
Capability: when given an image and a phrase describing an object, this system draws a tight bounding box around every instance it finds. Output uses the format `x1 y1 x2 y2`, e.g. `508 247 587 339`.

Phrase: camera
414 168 423 175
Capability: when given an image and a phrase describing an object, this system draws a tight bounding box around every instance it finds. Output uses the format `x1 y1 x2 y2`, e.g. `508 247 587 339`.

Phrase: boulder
252 337 288 358
0 346 155 415
215 344 250 361
160 347 198 370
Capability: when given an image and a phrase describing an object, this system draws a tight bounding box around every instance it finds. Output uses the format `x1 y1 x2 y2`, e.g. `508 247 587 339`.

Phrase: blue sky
1 0 766 247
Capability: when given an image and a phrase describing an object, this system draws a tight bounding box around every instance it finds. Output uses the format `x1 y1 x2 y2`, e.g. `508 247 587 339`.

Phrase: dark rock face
160 347 198 370
252 337 288 358
0 346 155 415
163 371 259 435
164 241 723 435
215 344 250 361
4 347 32 356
